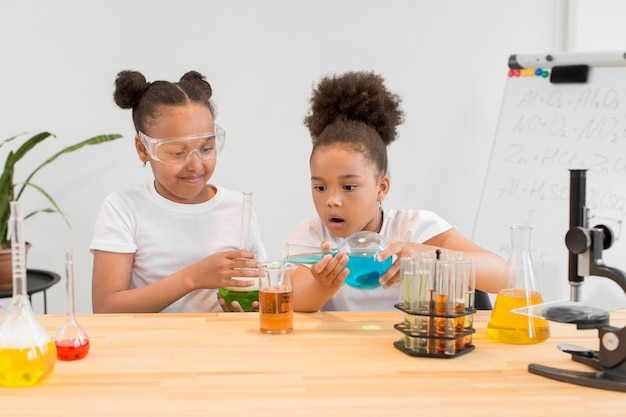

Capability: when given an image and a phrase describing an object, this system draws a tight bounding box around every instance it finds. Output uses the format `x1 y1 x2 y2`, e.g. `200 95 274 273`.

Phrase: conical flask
486 226 550 344
0 202 56 387
54 248 90 360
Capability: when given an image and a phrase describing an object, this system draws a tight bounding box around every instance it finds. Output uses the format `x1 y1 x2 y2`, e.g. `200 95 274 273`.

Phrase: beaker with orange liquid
259 262 295 334
486 226 550 344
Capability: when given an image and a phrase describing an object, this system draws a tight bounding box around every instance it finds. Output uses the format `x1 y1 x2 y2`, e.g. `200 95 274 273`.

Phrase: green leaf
20 182 70 228
15 133 122 200
0 131 123 246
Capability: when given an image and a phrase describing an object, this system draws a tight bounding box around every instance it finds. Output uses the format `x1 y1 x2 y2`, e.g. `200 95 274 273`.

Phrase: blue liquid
287 253 392 290
286 254 327 264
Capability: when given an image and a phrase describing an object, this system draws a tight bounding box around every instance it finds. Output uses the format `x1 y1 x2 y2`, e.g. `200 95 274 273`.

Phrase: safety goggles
137 125 226 165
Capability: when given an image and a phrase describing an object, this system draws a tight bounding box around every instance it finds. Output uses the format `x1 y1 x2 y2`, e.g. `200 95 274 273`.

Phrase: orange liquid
259 289 293 334
0 340 57 387
486 289 550 344
464 291 475 347
454 301 465 351
436 294 450 353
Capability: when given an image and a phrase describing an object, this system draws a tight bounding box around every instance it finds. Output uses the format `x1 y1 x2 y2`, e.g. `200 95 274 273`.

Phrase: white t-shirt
286 208 453 311
90 183 267 313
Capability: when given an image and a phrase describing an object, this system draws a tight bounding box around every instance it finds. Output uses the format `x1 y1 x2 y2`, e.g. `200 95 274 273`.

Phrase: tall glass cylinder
218 191 259 311
486 226 550 344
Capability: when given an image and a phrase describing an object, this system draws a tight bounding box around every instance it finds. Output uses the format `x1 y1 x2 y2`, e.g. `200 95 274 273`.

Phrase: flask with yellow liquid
486 226 550 344
0 202 56 387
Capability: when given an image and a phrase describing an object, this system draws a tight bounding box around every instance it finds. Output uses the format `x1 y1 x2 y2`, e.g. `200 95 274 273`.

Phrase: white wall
1 0 612 314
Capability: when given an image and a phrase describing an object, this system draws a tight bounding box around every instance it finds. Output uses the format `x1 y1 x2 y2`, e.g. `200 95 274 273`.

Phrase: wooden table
1 310 626 416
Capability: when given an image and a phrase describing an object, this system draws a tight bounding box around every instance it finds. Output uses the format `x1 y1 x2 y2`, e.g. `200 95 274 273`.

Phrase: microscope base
529 363 626 392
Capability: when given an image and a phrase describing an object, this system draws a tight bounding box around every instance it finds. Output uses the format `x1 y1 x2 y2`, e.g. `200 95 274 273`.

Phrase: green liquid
218 288 259 312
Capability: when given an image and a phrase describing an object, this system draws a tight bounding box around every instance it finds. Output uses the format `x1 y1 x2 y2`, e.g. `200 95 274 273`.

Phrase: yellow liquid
0 340 57 387
486 289 550 344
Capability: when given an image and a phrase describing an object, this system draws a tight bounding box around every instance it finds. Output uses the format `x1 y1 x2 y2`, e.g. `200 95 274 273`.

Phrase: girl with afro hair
287 71 508 312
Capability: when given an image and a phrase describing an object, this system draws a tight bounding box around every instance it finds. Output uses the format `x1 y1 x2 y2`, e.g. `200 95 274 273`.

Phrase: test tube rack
392 303 476 358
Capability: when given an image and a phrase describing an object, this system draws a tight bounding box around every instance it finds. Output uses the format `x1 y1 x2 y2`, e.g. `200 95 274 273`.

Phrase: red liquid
55 340 90 361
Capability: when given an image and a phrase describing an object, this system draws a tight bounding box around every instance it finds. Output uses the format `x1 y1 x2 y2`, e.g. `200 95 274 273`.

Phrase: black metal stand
528 169 626 392
529 324 626 392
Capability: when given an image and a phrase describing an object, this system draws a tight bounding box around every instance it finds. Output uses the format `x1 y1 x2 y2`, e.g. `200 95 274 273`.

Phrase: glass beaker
219 191 259 311
0 202 56 387
486 226 550 344
54 248 90 361
259 262 295 334
285 231 392 289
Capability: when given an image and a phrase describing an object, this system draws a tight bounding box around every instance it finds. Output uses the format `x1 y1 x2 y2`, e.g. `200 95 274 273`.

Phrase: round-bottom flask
286 231 392 289
0 202 56 387
218 278 259 312
0 297 57 387
337 231 392 289
486 226 550 344
219 191 260 311
54 249 90 361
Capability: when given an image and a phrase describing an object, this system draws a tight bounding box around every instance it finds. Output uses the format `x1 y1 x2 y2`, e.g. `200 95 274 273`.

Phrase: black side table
0 269 61 314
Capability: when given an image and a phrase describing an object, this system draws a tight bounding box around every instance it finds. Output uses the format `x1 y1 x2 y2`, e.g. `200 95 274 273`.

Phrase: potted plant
0 131 123 288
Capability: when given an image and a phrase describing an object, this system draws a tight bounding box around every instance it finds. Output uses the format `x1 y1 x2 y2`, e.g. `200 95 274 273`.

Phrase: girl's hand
376 241 418 289
191 249 260 290
310 250 350 288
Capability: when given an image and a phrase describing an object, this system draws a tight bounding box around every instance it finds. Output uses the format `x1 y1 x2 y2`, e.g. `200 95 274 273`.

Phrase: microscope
528 169 626 392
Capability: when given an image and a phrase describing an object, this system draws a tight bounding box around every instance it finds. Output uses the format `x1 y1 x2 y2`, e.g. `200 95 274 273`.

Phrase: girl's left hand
376 241 416 289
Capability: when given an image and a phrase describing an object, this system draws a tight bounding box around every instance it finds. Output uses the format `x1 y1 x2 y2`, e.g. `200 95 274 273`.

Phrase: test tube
424 256 439 355
463 259 476 347
452 259 468 352
437 259 456 355
412 254 433 353
399 257 413 349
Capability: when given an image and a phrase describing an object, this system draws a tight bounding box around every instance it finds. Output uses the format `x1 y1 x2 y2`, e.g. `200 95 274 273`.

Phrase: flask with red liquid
54 248 90 360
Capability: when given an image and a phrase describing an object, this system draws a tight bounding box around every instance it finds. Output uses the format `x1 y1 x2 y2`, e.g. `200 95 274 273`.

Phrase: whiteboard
473 55 626 308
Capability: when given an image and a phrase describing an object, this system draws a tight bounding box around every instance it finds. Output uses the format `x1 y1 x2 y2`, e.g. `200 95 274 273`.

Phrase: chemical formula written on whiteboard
475 65 626 305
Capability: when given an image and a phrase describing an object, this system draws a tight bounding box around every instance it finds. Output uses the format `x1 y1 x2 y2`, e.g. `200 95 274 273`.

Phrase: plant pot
0 243 32 290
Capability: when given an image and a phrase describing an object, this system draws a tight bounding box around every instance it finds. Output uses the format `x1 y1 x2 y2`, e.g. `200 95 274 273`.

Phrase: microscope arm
566 226 626 296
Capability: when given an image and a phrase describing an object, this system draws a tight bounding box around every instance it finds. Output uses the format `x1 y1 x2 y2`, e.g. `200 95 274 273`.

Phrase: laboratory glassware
219 191 259 311
0 202 56 387
486 226 550 344
54 248 90 361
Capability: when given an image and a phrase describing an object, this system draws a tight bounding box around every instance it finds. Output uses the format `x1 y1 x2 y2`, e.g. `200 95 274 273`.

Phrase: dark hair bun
179 70 213 99
113 70 150 109
305 71 404 146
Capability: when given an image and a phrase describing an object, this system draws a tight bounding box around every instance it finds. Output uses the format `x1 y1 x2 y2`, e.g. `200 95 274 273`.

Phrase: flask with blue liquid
285 231 392 289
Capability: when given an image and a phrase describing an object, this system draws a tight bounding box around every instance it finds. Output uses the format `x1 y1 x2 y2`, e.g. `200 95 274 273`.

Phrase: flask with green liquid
219 192 259 311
